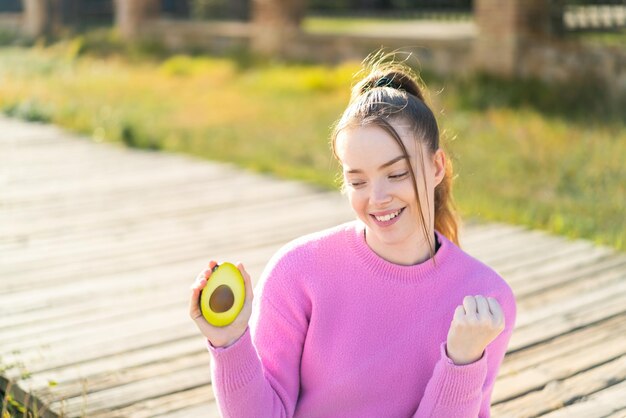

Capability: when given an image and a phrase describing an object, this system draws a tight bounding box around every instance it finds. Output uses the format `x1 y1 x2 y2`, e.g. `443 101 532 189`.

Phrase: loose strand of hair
376 119 436 262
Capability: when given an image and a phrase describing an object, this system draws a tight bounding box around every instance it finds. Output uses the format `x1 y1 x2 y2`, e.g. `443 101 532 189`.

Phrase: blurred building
0 0 22 12
60 0 114 24
0 0 625 91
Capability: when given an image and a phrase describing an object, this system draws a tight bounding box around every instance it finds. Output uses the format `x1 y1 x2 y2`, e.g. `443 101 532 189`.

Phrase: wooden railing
564 4 626 30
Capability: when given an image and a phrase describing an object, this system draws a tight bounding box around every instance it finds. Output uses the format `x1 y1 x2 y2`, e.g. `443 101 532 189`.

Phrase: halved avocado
200 262 245 327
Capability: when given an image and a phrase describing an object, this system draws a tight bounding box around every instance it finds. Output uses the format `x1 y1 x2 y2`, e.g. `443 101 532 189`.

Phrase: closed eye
347 181 365 187
390 172 409 179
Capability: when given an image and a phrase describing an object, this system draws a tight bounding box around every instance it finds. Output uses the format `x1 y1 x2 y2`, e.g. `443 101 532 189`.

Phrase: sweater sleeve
206 251 309 418
412 288 517 418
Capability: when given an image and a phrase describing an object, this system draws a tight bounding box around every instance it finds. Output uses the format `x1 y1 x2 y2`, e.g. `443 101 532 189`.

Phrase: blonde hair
330 51 460 257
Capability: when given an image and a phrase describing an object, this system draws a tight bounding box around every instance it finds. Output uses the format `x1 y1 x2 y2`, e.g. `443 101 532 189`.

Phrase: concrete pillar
22 0 61 37
114 0 160 40
251 0 307 55
474 0 552 77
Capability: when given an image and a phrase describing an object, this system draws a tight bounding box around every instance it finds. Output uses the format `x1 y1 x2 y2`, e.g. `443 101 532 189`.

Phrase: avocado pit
209 284 235 313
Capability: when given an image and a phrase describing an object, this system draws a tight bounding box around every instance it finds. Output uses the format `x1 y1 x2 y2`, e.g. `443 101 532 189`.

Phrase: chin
367 224 406 243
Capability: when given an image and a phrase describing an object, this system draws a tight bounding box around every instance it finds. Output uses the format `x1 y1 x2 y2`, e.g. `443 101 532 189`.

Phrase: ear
433 149 446 187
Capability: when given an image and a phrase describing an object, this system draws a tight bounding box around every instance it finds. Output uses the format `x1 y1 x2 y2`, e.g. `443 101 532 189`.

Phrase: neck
364 228 437 266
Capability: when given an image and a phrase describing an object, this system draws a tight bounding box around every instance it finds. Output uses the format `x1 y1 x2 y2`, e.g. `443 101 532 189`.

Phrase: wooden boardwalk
1 115 625 418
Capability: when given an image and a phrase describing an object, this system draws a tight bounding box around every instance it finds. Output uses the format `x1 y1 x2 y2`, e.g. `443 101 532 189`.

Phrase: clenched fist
446 295 506 365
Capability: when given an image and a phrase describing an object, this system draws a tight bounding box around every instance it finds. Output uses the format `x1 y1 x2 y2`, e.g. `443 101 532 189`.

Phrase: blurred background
0 0 624 251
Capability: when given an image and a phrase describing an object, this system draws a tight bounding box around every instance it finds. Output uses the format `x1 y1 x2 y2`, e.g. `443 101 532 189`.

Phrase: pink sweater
207 220 517 417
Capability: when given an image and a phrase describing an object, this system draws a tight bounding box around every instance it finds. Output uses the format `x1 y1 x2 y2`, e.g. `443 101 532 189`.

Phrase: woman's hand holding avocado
189 260 254 348
445 295 506 365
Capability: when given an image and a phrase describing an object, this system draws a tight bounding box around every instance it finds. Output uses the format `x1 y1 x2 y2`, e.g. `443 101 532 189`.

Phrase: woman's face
335 120 445 256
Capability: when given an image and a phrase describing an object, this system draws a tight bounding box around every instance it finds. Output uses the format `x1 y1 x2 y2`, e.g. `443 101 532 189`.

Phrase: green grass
303 15 471 34
570 29 626 47
1 386 35 418
307 16 626 48
0 35 624 251
303 17 424 34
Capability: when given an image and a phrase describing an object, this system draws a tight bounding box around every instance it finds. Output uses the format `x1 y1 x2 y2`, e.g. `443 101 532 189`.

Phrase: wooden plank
151 400 222 418
511 253 626 298
0 200 352 293
91 386 218 418
2 315 199 378
0 263 262 341
0 126 61 145
465 232 560 269
492 317 626 403
0 216 348 310
13 337 210 398
504 243 615 286
465 228 556 260
460 223 527 248
0 181 337 259
603 407 626 418
0 142 220 173
0 169 247 224
490 240 599 278
37 352 211 411
1 284 221 354
0 251 271 371
0 172 312 241
514 272 626 328
0 125 197 167
465 232 608 289
0 254 265 355
492 358 626 418
0 160 295 217
0 182 343 261
516 264 626 311
3 327 203 382
509 290 625 352
0 190 336 271
8 345 219 417
3 206 292 272
47 365 213 417
0 245 276 331
0 163 220 205
497 314 626 379
0 173 261 227
0 297 194 365
0 150 224 186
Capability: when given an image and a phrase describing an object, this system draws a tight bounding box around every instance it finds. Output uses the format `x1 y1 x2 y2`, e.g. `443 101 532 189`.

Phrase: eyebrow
345 155 407 174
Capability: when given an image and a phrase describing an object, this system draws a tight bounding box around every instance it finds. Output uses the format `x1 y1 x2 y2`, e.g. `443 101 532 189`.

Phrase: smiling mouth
371 207 406 222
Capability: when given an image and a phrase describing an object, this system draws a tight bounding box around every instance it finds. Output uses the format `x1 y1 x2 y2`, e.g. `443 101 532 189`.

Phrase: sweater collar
347 220 453 283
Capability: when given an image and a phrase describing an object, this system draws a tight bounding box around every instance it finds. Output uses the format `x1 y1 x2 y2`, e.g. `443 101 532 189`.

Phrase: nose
370 180 392 207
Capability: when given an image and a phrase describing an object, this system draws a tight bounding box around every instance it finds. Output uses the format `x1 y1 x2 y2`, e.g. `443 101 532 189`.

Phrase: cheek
346 189 367 210
397 178 419 200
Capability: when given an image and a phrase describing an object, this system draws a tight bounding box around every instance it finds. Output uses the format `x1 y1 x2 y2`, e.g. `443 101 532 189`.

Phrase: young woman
189 54 517 417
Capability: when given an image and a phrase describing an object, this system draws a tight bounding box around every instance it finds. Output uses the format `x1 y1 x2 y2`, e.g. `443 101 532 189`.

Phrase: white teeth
374 209 402 222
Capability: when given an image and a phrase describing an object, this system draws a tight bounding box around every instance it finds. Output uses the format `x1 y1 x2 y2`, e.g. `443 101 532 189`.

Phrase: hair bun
374 76 402 90
355 69 425 103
